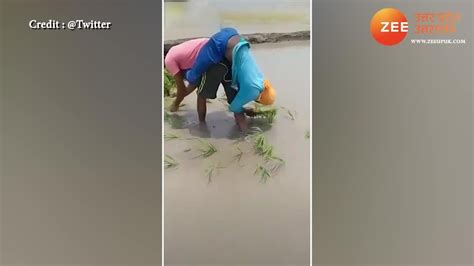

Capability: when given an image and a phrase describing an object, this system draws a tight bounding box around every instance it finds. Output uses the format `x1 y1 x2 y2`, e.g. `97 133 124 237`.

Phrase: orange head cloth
258 79 276 105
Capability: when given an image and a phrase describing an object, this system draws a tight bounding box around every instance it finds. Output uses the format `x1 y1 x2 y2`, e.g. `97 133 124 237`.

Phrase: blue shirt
185 28 239 85
229 39 264 113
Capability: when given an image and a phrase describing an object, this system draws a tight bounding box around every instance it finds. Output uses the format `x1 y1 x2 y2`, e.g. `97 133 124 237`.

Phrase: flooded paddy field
164 0 310 40
164 41 311 265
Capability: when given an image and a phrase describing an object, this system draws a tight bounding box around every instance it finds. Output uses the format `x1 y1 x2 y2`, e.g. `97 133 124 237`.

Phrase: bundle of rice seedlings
164 69 177 97
253 133 286 175
243 101 278 123
164 133 179 141
195 139 218 158
257 108 277 123
255 164 272 183
164 155 179 169
254 133 274 159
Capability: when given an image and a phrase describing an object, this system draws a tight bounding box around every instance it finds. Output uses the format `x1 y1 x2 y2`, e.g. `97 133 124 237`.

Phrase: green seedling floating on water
195 139 218 158
164 133 179 141
255 164 272 184
287 110 296 120
164 155 179 169
252 133 286 177
267 156 285 173
305 130 310 139
205 163 225 184
231 146 244 163
254 133 275 159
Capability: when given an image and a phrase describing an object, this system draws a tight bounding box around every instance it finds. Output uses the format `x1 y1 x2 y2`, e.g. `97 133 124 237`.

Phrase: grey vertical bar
313 0 472 265
0 0 162 265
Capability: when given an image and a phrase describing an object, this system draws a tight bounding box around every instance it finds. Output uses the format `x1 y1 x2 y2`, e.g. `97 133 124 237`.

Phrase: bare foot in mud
189 122 211 138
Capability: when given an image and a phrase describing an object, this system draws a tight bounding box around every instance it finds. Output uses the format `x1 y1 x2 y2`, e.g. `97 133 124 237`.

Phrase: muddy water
164 0 310 40
164 41 310 265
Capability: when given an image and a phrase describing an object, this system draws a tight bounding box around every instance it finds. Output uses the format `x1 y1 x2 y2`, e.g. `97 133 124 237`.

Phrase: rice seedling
243 102 278 123
286 110 296 120
255 108 277 123
164 69 177 97
164 155 179 169
164 133 179 141
231 146 243 163
254 133 275 159
205 163 225 184
305 130 310 139
240 127 263 143
255 164 272 183
249 126 264 134
266 156 285 173
252 133 286 175
195 139 218 158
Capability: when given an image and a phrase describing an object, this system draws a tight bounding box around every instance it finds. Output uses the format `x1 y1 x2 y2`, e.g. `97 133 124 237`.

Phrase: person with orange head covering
183 27 276 131
226 35 275 131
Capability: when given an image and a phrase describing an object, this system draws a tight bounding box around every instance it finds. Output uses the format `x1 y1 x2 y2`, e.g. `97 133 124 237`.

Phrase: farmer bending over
184 27 275 131
165 38 236 122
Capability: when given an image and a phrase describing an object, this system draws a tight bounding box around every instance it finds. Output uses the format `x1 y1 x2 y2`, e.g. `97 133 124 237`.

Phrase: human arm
229 85 260 131
169 72 187 111
164 54 186 112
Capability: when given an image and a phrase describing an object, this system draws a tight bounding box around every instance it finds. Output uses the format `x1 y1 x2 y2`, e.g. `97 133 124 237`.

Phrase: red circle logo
370 8 408 46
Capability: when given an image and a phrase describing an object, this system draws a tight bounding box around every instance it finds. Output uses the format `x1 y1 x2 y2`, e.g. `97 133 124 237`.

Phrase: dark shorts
192 59 237 103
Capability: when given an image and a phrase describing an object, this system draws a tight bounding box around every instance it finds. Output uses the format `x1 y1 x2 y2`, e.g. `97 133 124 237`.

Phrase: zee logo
380 21 409 33
371 8 409 46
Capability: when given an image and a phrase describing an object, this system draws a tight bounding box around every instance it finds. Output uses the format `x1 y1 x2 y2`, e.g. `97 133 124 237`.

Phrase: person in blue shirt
180 27 276 131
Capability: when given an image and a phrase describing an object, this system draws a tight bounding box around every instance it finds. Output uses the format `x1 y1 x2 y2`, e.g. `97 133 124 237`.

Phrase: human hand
245 109 257 117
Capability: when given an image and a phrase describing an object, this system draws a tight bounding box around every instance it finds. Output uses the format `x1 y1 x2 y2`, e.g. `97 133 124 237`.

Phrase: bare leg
234 112 248 132
197 95 207 123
